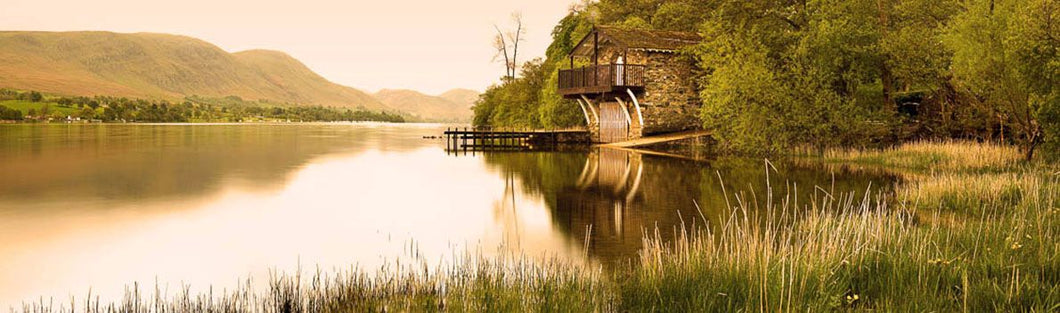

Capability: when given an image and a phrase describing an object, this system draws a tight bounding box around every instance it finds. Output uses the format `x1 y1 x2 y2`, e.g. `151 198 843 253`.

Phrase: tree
691 0 885 154
944 0 1059 160
473 59 549 128
0 105 22 120
493 12 525 81
39 103 51 117
28 91 42 102
78 107 97 120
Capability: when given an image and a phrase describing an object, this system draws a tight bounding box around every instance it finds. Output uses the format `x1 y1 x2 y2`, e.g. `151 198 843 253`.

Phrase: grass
12 141 1060 312
625 167 1058 312
816 140 1025 174
0 100 79 117
17 254 606 313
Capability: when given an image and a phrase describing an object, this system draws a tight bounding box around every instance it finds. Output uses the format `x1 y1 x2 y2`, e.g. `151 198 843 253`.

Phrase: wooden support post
593 31 599 87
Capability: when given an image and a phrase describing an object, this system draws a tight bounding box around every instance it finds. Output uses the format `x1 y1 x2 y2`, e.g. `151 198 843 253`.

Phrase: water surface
0 123 894 306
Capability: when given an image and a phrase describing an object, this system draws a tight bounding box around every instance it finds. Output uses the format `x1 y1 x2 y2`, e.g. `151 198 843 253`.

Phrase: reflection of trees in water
482 149 898 266
0 125 425 204
494 170 523 250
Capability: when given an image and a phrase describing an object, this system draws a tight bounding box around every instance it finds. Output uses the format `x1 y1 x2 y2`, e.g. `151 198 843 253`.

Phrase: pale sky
0 0 579 95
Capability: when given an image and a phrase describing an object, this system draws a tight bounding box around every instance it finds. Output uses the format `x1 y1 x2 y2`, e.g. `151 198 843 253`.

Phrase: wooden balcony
558 64 646 98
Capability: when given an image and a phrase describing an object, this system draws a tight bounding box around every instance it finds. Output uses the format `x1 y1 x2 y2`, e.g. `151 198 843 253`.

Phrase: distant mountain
374 89 478 122
439 89 480 109
0 31 386 110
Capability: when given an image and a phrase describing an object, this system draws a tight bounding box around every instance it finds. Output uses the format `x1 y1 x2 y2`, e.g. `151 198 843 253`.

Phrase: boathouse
558 26 703 143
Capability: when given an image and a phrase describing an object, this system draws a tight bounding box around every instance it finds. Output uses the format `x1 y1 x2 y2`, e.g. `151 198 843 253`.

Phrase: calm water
0 123 894 306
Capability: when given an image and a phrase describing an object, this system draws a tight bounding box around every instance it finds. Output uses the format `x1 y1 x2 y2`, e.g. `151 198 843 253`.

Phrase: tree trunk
882 65 896 109
877 0 896 110
1024 128 1042 161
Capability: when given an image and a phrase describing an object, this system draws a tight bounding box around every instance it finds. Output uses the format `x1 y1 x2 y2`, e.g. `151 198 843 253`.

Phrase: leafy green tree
473 10 592 129
692 0 886 154
944 0 1059 160
0 105 22 120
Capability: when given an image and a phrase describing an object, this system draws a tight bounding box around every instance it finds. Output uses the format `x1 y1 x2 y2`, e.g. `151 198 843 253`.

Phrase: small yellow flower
846 294 860 304
1011 242 1023 250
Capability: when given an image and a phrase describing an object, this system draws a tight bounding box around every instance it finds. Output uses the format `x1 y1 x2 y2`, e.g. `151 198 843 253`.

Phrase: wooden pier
444 127 591 152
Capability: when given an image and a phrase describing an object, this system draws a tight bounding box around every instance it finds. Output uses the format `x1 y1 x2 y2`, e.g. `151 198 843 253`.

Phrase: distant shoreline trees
0 89 406 123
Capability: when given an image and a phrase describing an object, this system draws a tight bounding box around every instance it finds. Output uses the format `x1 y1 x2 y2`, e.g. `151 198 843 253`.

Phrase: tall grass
17 252 606 313
623 171 1059 311
817 140 1025 173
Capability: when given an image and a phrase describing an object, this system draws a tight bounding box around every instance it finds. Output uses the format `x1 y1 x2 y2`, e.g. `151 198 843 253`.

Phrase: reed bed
622 171 1058 311
817 140 1025 173
16 252 607 313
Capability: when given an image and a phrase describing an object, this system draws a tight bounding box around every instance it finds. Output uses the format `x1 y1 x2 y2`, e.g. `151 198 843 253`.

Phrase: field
0 100 81 117
14 141 1060 312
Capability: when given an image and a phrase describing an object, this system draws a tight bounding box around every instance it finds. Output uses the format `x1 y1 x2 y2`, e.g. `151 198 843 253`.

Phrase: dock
444 127 591 152
597 130 711 149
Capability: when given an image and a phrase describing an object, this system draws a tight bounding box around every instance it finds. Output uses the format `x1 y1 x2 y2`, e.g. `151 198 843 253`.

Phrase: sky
0 0 579 95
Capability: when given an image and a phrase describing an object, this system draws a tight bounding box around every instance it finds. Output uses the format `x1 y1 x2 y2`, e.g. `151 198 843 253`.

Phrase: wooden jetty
444 127 591 152
597 130 711 149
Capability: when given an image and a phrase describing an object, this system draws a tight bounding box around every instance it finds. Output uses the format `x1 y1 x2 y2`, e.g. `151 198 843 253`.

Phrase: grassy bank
0 100 81 117
814 140 1027 174
16 141 1060 312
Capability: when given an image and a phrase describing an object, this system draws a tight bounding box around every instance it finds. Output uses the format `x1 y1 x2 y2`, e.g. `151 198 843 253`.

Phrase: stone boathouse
558 26 703 143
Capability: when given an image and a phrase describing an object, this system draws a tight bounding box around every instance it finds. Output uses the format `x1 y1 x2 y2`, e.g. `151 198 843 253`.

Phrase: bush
0 105 22 120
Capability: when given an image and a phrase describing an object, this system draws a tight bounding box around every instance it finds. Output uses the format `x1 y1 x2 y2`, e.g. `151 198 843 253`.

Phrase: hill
374 89 477 122
0 31 386 110
439 89 480 109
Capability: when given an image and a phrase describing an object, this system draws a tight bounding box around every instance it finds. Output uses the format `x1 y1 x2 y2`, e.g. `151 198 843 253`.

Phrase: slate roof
570 26 702 57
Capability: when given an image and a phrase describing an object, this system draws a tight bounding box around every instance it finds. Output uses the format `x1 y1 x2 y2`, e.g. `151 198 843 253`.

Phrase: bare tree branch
492 24 512 80
510 12 524 80
491 11 525 82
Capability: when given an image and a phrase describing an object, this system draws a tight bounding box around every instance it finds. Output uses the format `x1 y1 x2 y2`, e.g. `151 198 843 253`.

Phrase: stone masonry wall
637 52 702 135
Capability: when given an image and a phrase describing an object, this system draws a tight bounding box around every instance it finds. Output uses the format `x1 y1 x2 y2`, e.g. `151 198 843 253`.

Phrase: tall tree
493 12 525 81
945 0 1059 160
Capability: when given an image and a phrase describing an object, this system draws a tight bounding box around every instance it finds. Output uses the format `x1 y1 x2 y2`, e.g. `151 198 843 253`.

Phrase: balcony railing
558 64 646 96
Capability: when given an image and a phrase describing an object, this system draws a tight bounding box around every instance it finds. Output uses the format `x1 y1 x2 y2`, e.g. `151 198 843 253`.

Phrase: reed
816 140 1025 173
621 170 1058 311
16 252 607 313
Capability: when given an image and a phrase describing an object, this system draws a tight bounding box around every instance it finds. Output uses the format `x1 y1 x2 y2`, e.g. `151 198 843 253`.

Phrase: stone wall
637 52 702 135
577 46 645 66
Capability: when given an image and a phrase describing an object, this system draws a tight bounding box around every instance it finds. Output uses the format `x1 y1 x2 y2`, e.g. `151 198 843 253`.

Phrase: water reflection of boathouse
482 147 894 266
555 148 702 263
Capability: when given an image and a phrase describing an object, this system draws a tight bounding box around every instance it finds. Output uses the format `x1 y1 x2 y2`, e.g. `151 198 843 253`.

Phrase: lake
0 123 895 307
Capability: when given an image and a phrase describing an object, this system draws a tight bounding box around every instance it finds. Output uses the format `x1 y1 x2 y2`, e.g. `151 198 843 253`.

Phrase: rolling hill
374 89 478 122
0 31 387 110
439 89 480 110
